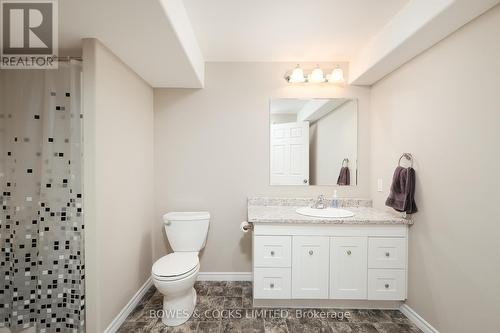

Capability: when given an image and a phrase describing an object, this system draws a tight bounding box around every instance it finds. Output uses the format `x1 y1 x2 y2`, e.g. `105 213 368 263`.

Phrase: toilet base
161 287 197 326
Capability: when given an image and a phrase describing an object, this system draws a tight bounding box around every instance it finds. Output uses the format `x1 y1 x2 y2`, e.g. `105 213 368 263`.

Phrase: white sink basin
296 207 354 218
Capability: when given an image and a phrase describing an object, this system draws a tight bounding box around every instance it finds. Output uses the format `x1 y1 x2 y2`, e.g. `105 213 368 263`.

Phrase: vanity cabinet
252 224 408 303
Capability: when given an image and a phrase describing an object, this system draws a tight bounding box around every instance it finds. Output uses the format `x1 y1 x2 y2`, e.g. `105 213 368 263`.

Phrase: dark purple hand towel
337 167 350 186
385 166 418 214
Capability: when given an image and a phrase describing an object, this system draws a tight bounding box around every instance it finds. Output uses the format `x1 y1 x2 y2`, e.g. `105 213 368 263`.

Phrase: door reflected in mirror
269 98 358 186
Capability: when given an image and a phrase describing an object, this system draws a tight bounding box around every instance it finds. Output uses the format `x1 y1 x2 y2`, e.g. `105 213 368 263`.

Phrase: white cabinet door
330 237 368 299
292 236 329 299
270 122 310 185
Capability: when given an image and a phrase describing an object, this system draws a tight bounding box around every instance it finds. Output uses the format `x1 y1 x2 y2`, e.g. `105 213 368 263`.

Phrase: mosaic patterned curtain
0 61 85 332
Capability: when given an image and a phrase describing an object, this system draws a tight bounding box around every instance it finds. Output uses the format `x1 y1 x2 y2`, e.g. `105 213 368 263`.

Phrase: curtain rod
54 56 82 62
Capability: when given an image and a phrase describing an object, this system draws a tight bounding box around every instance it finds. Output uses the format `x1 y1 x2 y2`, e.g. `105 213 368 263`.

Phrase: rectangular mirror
269 98 358 186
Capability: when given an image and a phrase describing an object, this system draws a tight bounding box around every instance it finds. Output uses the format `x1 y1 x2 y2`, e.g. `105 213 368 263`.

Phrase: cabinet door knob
346 250 352 255
270 283 274 288
303 179 308 184
270 251 275 256
385 284 390 289
385 252 390 257
309 250 314 255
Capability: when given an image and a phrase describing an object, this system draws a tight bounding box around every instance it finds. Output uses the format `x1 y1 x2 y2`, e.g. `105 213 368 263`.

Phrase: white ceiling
59 0 204 88
349 0 500 84
183 0 409 62
57 0 500 87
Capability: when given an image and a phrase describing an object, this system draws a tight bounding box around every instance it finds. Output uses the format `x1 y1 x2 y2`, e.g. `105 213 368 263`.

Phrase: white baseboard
197 272 252 281
400 304 440 333
103 277 153 333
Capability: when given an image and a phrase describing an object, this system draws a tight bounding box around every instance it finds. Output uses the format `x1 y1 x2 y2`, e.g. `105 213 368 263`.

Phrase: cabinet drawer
254 236 291 267
253 268 291 299
368 238 406 269
368 269 406 300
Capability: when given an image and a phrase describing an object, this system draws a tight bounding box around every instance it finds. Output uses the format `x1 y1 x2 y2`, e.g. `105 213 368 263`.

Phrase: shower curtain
0 61 85 332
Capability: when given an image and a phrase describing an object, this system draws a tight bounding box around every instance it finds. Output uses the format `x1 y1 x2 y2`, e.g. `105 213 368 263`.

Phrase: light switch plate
377 178 383 192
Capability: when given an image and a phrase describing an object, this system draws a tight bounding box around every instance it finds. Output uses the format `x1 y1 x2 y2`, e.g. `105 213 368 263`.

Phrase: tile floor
118 281 422 333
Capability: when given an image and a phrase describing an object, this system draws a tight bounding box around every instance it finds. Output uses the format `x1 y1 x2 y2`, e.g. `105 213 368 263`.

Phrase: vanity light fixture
309 65 325 83
285 64 344 84
327 65 344 83
288 64 306 83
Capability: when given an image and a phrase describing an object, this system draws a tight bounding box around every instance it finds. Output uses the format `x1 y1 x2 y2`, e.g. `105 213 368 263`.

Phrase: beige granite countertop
247 204 413 225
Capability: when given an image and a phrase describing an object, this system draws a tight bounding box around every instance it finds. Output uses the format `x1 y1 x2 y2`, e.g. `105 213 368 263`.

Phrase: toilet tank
163 212 210 252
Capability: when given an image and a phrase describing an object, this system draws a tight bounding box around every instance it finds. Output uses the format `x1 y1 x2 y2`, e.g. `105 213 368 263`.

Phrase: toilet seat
152 264 199 282
152 252 199 280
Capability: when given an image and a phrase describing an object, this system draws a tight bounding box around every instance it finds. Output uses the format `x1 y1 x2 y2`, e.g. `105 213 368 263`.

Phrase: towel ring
398 153 413 168
342 158 349 167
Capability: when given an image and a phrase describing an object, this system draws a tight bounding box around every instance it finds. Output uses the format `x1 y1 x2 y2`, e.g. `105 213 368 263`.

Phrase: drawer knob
385 252 390 257
309 250 314 255
385 284 390 289
346 250 352 255
270 283 274 288
270 251 275 256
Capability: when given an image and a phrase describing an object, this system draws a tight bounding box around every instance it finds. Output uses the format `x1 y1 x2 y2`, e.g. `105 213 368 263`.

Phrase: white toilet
151 211 210 326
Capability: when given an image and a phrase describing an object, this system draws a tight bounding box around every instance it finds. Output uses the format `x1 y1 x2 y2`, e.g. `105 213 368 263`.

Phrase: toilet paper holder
240 221 253 232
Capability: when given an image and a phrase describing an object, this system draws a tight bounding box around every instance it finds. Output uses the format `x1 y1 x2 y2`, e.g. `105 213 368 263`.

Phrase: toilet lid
152 252 199 277
163 211 210 222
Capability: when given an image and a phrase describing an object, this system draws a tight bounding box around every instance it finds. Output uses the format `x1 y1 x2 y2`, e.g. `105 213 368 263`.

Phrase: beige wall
154 62 370 271
83 39 154 333
370 5 500 333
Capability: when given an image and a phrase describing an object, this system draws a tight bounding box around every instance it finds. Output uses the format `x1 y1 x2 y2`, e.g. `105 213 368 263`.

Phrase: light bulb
288 64 306 83
309 65 325 83
328 65 344 83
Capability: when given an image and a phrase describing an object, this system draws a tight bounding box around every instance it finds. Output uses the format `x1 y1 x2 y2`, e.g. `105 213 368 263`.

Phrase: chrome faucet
312 194 327 209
